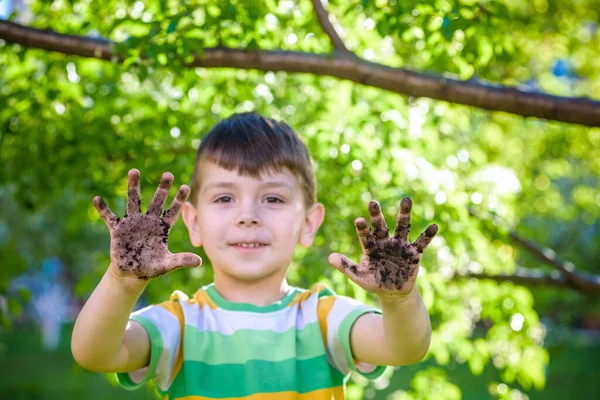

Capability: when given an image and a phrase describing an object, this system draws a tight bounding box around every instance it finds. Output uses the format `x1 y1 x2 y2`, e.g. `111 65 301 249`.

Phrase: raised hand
329 197 438 296
93 169 202 281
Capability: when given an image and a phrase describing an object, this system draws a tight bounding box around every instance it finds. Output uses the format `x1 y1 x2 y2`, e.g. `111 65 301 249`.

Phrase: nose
236 201 261 227
237 216 259 226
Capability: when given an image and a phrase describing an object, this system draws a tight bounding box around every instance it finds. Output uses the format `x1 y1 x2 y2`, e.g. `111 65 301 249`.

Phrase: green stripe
339 309 388 379
170 355 345 398
116 316 163 390
183 321 326 364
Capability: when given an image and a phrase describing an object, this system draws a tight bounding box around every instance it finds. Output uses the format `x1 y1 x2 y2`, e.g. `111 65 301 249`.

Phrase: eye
265 196 284 204
215 196 233 203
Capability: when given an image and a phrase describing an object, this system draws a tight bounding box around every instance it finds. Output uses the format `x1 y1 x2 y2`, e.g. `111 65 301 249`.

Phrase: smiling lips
230 241 269 250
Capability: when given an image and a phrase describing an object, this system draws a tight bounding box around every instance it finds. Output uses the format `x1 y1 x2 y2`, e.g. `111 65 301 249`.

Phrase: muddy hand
93 169 202 281
329 197 438 295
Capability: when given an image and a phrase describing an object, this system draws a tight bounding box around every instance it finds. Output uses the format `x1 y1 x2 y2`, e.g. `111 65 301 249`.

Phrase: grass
0 324 153 400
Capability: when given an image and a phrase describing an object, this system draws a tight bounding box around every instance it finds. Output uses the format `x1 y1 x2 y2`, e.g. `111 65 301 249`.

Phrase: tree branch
311 0 351 56
1 20 599 126
508 231 595 291
466 268 600 296
468 207 600 294
458 267 600 296
459 267 570 289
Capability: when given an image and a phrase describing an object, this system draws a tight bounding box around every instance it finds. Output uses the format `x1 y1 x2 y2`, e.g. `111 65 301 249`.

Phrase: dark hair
190 112 316 208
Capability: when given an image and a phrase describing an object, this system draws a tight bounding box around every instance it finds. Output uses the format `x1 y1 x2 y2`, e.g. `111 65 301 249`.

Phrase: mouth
229 242 269 250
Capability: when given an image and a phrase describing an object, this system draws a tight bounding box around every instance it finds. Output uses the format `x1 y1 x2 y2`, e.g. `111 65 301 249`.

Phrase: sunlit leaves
386 368 462 400
1 1 599 399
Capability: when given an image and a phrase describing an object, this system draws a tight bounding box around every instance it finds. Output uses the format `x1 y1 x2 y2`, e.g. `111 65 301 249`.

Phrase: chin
222 263 283 281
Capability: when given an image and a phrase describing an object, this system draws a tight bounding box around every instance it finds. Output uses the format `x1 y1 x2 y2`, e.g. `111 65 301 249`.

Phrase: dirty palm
92 169 202 281
329 197 438 296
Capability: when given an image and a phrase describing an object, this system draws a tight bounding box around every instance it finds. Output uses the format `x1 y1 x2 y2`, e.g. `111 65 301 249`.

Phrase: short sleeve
116 292 186 392
317 288 387 380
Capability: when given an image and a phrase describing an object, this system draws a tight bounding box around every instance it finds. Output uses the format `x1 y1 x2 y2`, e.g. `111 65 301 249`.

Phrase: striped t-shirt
116 282 387 399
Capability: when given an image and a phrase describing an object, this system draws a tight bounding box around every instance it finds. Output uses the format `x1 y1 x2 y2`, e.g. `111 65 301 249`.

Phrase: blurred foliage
1 0 599 399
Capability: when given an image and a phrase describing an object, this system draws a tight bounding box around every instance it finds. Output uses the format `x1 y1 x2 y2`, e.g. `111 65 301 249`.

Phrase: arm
71 169 201 373
349 287 431 366
71 270 150 373
329 197 437 367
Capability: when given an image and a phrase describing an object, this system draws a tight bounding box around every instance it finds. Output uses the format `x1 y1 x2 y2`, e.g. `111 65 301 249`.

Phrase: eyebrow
202 181 294 194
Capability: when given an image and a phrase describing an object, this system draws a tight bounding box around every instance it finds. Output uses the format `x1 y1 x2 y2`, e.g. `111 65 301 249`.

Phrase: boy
71 112 438 399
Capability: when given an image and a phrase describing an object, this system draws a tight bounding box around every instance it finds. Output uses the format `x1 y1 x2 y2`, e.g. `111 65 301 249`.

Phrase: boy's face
182 161 324 283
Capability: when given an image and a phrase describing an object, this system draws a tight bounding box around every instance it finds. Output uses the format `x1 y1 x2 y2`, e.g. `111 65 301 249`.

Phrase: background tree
1 0 599 399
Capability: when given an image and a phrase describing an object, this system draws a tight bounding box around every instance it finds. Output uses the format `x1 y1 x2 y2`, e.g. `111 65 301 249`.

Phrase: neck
212 269 291 307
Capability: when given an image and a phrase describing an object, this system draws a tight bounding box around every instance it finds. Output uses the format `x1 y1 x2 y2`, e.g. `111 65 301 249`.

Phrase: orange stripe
311 282 328 293
176 385 345 399
317 296 336 345
170 289 189 302
288 282 329 308
192 289 219 309
288 291 314 308
157 299 185 385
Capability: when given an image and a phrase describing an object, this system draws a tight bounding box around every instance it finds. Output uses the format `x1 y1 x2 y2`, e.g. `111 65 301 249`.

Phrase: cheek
197 213 226 239
270 212 304 240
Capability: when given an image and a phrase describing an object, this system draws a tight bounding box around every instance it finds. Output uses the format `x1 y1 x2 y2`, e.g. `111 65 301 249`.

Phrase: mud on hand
93 169 202 281
329 197 438 295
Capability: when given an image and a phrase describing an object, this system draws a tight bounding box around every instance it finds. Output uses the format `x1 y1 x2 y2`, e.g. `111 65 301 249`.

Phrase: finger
146 172 174 216
127 168 141 217
162 185 190 226
328 253 361 281
412 224 438 253
167 252 202 271
92 196 119 230
368 201 389 239
354 217 376 252
394 197 412 243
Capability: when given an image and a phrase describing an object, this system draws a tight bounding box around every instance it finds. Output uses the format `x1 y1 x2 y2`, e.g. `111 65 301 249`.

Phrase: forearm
71 267 147 370
378 285 431 365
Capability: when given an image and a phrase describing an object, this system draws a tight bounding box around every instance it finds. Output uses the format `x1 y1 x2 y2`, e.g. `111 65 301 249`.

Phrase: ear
182 201 203 247
299 202 325 247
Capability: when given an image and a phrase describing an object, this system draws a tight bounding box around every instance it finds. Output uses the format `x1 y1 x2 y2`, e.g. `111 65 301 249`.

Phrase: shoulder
287 282 335 307
297 283 347 323
157 290 188 310
160 287 218 310
152 288 214 320
301 282 336 298
141 290 191 325
313 285 375 324
144 287 219 330
311 282 336 298
297 283 366 310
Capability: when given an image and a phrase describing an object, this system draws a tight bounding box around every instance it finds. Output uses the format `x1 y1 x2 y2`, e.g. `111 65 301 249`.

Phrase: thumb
168 252 202 271
328 252 360 281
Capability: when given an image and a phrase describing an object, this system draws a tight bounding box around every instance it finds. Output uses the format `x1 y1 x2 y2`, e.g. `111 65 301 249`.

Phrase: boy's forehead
198 161 300 191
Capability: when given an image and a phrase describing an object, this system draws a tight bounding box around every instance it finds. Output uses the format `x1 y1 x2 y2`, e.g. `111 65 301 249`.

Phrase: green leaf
156 53 168 65
477 38 494 66
167 19 178 34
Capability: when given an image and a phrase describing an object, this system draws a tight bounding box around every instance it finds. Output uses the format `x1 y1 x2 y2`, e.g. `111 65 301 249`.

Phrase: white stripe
325 296 371 374
129 305 181 391
179 292 320 335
